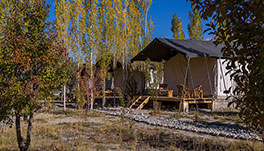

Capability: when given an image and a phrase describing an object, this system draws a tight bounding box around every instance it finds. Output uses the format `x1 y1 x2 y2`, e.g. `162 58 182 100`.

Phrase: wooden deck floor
136 95 214 112
96 94 213 112
95 96 123 99
140 95 213 103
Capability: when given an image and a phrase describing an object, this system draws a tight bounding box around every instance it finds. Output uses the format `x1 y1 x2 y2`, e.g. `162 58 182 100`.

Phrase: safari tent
113 67 145 94
131 38 236 110
104 61 145 96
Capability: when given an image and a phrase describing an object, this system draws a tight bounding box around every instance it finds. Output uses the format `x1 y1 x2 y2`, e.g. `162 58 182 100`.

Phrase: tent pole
204 56 214 97
183 58 188 86
181 57 189 112
187 58 199 112
218 58 228 97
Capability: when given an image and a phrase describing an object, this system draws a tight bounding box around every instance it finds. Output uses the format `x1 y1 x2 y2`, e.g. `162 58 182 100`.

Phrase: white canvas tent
131 38 235 99
163 54 235 99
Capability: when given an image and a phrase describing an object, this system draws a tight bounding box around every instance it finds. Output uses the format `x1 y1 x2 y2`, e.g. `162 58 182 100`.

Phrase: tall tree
171 14 185 39
187 6 203 40
71 0 87 109
55 0 94 109
0 0 69 150
97 0 113 107
55 0 73 110
189 0 264 140
54 0 153 108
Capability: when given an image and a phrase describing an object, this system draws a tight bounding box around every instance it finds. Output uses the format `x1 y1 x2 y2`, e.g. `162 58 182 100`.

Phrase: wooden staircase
129 96 150 110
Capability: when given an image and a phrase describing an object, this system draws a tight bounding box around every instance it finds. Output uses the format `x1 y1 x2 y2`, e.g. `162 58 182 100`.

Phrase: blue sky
149 0 211 39
47 0 212 40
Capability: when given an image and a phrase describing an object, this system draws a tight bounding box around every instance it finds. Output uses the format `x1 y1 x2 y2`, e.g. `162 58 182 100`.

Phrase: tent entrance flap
164 54 216 97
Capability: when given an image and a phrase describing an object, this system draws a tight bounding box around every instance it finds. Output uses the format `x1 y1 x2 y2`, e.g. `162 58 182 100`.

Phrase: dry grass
0 110 263 151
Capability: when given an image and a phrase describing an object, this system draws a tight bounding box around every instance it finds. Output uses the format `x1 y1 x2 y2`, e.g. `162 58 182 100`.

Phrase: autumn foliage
0 0 70 150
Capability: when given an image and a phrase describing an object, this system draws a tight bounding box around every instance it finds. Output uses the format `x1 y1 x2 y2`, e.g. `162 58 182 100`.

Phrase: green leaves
171 14 185 40
0 0 68 122
188 6 203 40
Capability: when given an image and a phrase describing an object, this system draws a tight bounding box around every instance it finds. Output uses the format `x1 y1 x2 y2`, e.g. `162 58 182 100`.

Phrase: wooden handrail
129 96 142 109
137 96 150 110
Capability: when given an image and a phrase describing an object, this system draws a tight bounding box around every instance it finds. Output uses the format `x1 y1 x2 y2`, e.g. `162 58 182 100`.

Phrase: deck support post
210 100 215 112
157 101 161 112
207 103 212 110
183 101 189 113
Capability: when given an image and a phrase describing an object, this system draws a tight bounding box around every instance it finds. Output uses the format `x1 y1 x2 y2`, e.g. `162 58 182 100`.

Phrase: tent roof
131 38 225 62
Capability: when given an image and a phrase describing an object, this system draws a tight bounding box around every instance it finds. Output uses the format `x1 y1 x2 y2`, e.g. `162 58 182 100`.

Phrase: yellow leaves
188 7 203 40
178 22 185 40
124 0 129 7
171 14 185 40
149 0 152 6
54 0 153 72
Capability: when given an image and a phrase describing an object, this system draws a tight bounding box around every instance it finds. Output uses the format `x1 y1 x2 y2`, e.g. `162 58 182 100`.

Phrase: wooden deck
131 95 214 112
141 95 213 102
96 93 213 112
95 96 123 99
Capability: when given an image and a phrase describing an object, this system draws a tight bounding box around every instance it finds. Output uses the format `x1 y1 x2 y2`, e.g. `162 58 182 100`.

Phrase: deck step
129 96 151 110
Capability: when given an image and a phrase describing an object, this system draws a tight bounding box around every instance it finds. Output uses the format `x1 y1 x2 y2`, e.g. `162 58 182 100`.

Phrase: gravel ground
94 108 262 141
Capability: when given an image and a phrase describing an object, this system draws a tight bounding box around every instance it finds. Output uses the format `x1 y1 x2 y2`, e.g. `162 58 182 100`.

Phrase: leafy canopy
0 0 69 124
187 6 203 40
189 0 264 135
171 14 185 40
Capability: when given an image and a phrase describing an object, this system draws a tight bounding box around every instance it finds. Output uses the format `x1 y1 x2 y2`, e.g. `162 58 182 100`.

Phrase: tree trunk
112 59 116 107
15 113 33 151
262 129 264 143
122 51 125 94
154 90 159 113
123 64 128 97
90 50 94 110
63 85 66 110
86 83 90 114
77 63 80 110
102 77 106 108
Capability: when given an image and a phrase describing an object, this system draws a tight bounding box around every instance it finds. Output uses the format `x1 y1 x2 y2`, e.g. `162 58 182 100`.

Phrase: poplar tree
97 0 114 107
85 0 100 109
171 14 185 39
188 6 203 40
55 0 73 110
55 0 154 109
